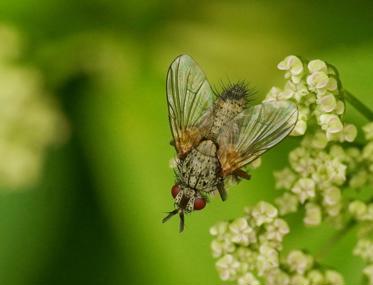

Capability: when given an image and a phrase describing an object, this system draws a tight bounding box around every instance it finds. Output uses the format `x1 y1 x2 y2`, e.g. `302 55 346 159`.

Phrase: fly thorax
179 141 220 191
183 188 195 198
210 98 246 136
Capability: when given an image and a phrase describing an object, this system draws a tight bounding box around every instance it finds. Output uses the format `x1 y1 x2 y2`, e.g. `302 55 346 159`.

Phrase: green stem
315 219 357 260
344 89 373 121
316 198 373 260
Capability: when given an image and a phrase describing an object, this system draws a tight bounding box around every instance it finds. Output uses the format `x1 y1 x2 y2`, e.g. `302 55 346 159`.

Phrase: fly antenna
162 209 178 223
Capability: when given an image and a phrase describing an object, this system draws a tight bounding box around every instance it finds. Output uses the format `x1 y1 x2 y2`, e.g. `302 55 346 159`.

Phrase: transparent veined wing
217 100 298 176
166 54 215 156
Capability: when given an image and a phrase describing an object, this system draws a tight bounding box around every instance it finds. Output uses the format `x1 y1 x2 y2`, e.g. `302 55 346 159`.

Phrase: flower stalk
344 89 373 121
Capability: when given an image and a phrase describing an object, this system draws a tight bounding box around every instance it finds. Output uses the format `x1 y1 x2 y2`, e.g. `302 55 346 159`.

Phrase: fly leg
217 181 227 201
232 169 251 180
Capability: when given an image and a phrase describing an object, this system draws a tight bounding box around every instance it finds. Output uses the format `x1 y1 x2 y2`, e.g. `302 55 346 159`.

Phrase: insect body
163 55 298 232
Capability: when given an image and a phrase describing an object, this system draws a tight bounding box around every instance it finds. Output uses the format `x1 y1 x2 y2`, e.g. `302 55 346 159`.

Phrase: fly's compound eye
194 197 206 210
171 184 181 198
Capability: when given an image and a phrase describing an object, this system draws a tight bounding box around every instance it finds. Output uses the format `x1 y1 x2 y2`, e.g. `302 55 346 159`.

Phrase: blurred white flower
252 201 278 226
326 77 338 92
324 270 344 285
304 203 322 226
266 269 290 285
323 186 342 206
363 204 373 221
265 87 282 102
237 272 260 285
257 244 279 276
286 250 313 275
328 147 345 163
211 237 235 258
363 142 373 162
216 254 240 281
289 147 313 174
363 122 373 141
349 170 368 189
335 100 345 115
275 193 299 215
325 203 342 217
307 270 325 285
291 119 307 136
274 167 296 189
353 239 373 263
310 131 328 149
229 218 255 246
326 159 346 185
290 274 310 285
291 178 316 203
211 239 224 258
342 124 358 142
265 218 290 242
235 248 257 270
0 24 68 190
210 221 229 237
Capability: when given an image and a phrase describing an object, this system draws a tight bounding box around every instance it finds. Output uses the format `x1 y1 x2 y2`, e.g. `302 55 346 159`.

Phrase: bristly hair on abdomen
218 81 257 105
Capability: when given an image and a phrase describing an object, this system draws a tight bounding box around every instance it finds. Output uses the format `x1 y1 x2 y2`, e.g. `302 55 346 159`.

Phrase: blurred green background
0 1 373 284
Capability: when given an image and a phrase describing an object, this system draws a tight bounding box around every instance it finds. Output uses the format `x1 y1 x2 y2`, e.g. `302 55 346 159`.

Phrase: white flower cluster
211 201 288 284
274 138 346 225
265 55 357 142
274 120 373 226
210 203 345 285
268 57 373 226
354 239 373 263
0 24 68 189
271 250 344 285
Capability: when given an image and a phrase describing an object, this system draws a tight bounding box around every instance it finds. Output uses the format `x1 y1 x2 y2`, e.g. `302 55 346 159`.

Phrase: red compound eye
194 198 206 210
171 184 181 198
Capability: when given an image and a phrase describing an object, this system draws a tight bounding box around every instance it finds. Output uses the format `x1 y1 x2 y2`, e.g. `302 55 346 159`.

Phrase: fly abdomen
209 83 250 137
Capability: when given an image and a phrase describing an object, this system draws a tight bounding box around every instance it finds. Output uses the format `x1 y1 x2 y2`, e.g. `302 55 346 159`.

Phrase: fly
162 54 298 232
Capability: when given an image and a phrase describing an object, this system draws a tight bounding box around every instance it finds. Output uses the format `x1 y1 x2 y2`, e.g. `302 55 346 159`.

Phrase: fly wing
167 54 214 156
217 100 298 176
